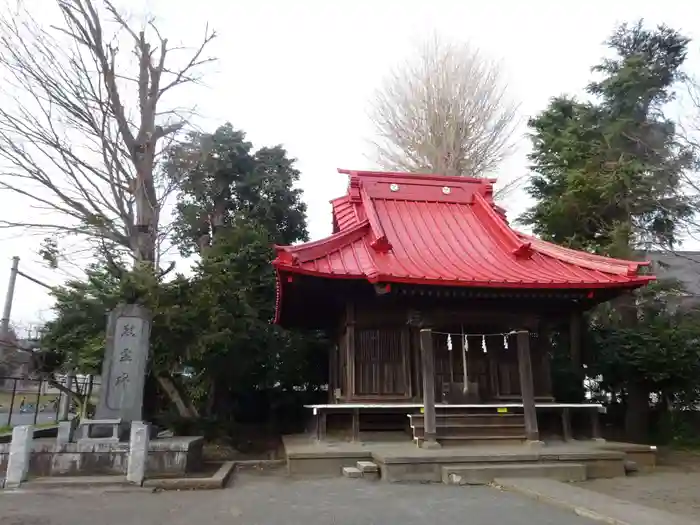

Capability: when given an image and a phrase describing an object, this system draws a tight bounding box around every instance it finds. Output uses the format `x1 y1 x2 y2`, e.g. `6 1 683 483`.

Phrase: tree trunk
205 381 216 417
156 374 199 419
133 171 158 268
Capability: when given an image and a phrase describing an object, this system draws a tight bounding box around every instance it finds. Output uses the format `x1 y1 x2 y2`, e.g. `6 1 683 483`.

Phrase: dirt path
580 449 700 521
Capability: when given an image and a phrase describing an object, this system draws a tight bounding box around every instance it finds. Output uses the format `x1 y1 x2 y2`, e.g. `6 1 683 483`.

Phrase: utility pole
0 256 20 342
1 256 51 345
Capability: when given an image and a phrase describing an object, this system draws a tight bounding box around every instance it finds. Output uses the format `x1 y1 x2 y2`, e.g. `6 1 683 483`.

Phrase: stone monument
92 304 151 439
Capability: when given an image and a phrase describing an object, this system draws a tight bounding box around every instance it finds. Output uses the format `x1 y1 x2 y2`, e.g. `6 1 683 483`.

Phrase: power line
15 269 52 290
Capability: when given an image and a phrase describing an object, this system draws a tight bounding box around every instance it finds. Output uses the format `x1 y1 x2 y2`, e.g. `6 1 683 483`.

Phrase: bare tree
369 35 519 179
0 0 215 417
0 0 215 272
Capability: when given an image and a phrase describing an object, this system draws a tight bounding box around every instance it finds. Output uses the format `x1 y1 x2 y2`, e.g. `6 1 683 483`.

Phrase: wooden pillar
345 302 356 401
590 409 604 442
351 408 360 442
315 409 327 441
419 328 440 449
411 328 422 400
516 330 541 443
561 408 573 441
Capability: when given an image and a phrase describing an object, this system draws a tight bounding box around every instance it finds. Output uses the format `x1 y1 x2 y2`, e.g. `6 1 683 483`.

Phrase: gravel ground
579 450 700 521
580 471 700 521
0 472 596 525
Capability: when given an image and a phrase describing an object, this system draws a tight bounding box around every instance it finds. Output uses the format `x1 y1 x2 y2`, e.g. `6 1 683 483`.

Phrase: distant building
646 251 700 310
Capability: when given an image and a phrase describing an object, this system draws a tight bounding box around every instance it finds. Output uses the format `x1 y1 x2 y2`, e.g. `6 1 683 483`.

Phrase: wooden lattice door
354 328 410 398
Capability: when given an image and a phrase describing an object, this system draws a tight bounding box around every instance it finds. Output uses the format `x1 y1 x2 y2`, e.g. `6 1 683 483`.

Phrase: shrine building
272 170 654 447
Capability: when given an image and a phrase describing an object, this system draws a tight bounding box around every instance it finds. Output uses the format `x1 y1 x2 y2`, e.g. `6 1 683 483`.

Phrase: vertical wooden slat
402 327 412 398
338 333 346 399
352 327 411 397
346 302 355 401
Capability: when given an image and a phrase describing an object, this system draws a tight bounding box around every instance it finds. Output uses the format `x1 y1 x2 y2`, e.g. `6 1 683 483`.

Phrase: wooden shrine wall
329 301 556 403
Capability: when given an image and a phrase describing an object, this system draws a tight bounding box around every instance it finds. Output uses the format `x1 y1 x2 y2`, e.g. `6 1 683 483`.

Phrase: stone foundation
0 436 203 477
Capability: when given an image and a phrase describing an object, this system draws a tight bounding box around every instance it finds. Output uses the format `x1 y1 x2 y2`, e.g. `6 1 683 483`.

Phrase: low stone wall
0 436 203 477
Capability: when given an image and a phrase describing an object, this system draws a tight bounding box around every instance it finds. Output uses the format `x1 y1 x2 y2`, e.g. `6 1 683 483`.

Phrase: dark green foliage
165 123 308 256
549 335 586 403
39 261 123 373
38 258 196 383
586 280 700 407
520 21 700 441
183 221 329 421
521 21 695 256
40 123 329 437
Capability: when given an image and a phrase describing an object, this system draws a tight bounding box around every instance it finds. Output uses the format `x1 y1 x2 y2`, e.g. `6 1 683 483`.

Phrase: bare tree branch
0 0 216 271
368 34 520 179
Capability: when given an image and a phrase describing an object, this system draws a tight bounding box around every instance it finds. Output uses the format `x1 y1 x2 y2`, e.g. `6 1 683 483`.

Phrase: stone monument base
0 436 203 477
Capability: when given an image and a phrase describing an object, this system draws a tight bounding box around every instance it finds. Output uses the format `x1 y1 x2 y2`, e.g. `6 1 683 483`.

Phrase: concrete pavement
0 472 597 525
495 477 697 525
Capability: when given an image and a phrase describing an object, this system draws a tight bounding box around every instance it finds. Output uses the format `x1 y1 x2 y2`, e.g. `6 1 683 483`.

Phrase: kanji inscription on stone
96 305 151 427
104 313 147 416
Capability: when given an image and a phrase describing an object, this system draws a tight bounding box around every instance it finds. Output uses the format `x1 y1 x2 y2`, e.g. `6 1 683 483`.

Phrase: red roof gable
273 170 654 290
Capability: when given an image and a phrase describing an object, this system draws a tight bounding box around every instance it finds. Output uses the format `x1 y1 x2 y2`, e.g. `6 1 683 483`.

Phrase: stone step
342 466 362 479
356 461 379 474
442 463 587 485
356 460 380 480
412 424 525 438
624 460 639 474
423 436 527 447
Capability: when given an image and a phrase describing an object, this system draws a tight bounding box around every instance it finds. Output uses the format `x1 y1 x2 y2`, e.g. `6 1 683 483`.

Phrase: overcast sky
1 0 699 329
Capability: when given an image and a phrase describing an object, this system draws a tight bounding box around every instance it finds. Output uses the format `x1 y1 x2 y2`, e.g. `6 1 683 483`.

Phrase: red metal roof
273 170 655 290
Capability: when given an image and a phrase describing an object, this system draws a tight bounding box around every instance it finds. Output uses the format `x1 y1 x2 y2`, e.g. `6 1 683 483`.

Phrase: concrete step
341 466 362 479
442 462 587 485
22 475 129 490
356 460 380 480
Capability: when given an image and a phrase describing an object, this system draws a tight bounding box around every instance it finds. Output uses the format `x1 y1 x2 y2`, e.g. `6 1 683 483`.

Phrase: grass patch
0 421 58 434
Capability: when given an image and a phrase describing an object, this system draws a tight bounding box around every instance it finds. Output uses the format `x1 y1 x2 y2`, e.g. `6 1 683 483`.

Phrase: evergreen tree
164 123 308 255
521 21 697 441
522 21 694 257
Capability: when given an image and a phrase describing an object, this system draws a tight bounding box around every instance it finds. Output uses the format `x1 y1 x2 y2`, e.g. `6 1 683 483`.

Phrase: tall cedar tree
521 22 694 257
164 123 308 255
164 124 328 424
521 22 696 441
